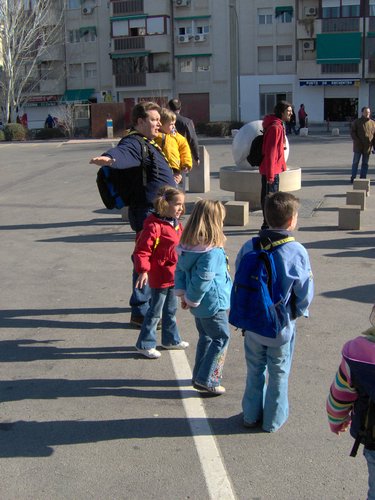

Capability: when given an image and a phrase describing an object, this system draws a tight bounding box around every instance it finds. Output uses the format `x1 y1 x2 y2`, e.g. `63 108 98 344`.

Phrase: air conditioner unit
304 7 317 17
303 40 315 51
175 0 190 6
194 34 206 42
82 6 94 15
178 35 190 43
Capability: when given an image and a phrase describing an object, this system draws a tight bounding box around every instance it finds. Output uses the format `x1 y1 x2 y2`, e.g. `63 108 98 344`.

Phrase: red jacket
133 213 183 289
259 114 287 183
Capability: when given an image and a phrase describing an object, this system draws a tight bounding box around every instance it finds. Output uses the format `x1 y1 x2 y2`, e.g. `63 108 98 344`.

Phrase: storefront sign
24 95 61 107
300 79 360 86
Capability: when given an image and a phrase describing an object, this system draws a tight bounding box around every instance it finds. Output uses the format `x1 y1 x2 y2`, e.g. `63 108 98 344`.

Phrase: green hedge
4 123 28 141
0 130 5 141
196 121 244 137
34 128 66 140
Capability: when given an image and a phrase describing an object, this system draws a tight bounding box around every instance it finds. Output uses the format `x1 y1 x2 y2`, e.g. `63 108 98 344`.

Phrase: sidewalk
0 137 373 499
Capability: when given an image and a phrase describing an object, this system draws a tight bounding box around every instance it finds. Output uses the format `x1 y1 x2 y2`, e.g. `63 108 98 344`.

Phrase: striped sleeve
326 358 358 433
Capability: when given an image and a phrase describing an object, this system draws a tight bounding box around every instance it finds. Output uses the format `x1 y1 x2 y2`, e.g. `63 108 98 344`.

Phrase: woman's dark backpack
247 132 264 166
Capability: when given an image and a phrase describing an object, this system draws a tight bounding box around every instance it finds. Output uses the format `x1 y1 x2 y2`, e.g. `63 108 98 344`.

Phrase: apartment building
19 0 375 129
240 0 375 124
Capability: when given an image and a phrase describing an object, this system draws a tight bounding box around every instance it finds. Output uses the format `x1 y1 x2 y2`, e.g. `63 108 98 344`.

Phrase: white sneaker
136 347 161 359
162 341 189 350
193 382 226 395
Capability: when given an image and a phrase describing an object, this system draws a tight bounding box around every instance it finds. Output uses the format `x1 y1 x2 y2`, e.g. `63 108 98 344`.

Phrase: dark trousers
261 174 279 229
128 206 153 317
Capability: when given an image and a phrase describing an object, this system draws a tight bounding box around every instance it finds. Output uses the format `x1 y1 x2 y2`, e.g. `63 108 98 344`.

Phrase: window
68 30 80 43
258 8 273 25
277 45 292 62
258 46 273 62
371 0 375 16
260 92 292 116
178 26 192 35
275 7 293 23
197 56 210 71
322 0 360 18
179 58 193 72
112 16 167 37
176 18 210 37
69 64 81 79
81 29 97 42
84 62 97 78
196 24 210 34
147 17 164 35
68 0 80 8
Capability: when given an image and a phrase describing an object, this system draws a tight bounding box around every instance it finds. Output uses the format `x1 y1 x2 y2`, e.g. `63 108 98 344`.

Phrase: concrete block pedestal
353 179 370 196
338 205 361 230
224 201 249 226
346 190 366 210
220 166 301 210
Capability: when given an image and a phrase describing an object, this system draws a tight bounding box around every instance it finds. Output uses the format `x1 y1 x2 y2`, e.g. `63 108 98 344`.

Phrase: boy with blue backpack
230 192 314 432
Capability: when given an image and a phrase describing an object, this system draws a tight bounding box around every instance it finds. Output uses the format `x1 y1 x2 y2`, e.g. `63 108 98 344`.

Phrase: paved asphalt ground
0 133 374 499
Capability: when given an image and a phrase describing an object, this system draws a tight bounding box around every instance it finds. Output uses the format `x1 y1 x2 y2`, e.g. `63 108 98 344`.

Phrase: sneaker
161 341 189 350
130 315 144 327
136 347 161 359
193 382 226 395
243 419 261 429
350 177 355 184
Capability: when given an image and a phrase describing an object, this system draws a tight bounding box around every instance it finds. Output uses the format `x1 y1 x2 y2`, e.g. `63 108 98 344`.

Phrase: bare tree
0 0 65 123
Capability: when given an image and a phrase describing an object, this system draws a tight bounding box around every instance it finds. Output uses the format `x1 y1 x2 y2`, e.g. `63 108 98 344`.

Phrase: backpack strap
126 131 151 187
350 397 375 457
261 236 295 251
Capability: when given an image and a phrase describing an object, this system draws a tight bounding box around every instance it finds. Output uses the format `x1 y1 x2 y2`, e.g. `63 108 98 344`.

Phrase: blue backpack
229 236 295 338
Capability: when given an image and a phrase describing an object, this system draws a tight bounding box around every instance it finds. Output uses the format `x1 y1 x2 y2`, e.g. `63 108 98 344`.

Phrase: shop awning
110 52 149 59
61 88 94 103
275 6 293 16
316 32 361 64
79 26 97 37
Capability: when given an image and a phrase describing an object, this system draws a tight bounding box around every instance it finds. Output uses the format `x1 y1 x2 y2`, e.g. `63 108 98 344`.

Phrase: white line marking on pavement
169 350 236 500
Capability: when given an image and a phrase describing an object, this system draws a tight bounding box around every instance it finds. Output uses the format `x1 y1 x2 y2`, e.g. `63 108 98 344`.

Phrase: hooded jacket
234 229 314 347
133 213 183 289
175 246 232 318
259 114 287 183
155 131 192 172
327 328 375 447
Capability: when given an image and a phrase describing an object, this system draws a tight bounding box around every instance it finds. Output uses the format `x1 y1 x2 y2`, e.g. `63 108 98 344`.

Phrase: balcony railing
115 72 146 86
321 17 359 32
112 0 143 15
114 36 145 51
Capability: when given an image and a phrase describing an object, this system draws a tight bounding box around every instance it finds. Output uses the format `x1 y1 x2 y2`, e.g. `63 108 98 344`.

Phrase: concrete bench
346 190 366 210
338 205 361 230
224 201 249 226
331 128 340 136
353 179 370 196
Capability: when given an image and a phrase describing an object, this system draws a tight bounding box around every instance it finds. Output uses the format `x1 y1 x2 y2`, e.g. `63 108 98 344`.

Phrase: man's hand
90 156 115 166
135 272 148 289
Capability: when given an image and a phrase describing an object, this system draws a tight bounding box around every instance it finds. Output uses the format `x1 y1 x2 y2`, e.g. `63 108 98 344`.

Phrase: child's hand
180 298 190 310
173 173 183 185
135 272 148 288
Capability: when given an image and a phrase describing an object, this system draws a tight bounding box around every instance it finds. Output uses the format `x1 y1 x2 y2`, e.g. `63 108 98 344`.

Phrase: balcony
115 72 146 86
113 36 145 51
321 17 359 32
112 0 144 15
